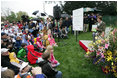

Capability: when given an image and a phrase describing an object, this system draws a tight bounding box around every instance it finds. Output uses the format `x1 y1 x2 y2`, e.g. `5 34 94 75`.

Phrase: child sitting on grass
17 43 28 62
9 52 22 68
48 29 58 47
44 45 60 67
39 52 62 78
36 36 45 52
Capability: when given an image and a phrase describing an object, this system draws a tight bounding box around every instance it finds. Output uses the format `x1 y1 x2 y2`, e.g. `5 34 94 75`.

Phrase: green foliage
1 16 6 21
103 15 117 27
16 11 28 21
1 10 28 22
6 11 17 23
62 1 117 15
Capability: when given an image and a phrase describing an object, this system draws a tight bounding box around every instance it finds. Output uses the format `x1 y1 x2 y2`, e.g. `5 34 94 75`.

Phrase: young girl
27 45 43 64
36 37 45 51
48 29 58 47
48 34 58 47
44 45 59 67
9 52 22 68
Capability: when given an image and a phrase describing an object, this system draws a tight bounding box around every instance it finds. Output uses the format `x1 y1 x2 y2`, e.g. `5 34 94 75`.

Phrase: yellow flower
98 40 101 43
107 50 112 56
93 43 95 45
111 62 114 65
88 43 93 47
95 37 98 39
86 49 90 55
111 65 117 73
105 66 110 69
106 56 113 61
95 41 98 44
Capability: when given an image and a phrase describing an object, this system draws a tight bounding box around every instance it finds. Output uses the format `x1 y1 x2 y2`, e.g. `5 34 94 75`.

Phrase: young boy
17 43 27 62
61 27 68 38
39 52 62 78
15 36 22 53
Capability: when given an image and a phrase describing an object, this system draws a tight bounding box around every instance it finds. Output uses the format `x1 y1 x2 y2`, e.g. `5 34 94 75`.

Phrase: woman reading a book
92 15 106 42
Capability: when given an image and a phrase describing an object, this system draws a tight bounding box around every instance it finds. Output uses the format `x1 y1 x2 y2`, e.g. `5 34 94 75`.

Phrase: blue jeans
66 27 69 33
55 71 62 78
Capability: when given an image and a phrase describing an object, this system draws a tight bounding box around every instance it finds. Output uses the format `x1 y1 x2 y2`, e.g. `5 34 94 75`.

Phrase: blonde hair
45 45 53 53
42 52 50 60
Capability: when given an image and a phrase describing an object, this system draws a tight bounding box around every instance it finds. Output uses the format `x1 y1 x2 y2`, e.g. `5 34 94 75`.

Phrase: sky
1 0 62 17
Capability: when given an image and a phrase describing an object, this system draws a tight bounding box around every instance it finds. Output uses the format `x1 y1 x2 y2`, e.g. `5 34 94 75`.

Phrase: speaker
53 5 61 20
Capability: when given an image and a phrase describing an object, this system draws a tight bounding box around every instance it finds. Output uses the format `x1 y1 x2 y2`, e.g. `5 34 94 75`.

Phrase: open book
92 25 97 32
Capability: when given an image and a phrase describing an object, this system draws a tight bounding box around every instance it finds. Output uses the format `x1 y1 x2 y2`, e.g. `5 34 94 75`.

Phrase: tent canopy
84 7 102 12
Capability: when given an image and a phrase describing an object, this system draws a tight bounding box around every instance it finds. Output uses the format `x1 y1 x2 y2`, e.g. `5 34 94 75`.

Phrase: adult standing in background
83 14 89 32
64 17 70 33
88 13 97 32
93 15 106 42
39 20 44 31
96 16 106 35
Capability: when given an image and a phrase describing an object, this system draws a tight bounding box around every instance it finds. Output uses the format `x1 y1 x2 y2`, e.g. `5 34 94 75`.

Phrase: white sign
73 8 83 31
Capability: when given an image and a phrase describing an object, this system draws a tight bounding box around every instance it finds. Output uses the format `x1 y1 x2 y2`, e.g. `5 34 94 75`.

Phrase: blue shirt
39 23 44 30
35 74 44 78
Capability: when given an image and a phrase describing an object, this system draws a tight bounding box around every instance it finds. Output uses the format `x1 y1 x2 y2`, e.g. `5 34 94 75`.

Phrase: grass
54 31 112 78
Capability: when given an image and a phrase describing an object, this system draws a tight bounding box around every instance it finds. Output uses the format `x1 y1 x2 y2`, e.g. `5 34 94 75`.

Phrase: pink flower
105 44 109 49
97 51 100 56
102 40 105 44
101 53 105 58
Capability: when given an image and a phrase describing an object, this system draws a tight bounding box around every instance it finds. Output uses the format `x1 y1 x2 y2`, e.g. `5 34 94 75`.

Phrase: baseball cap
20 62 29 71
1 48 9 54
1 32 6 36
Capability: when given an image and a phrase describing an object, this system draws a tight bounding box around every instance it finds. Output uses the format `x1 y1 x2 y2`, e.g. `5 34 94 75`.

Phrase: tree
1 8 12 21
16 11 28 21
1 8 28 22
61 1 117 15
6 11 17 22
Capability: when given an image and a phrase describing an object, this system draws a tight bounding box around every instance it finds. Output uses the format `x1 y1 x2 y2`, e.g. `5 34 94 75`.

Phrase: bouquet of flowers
87 28 117 77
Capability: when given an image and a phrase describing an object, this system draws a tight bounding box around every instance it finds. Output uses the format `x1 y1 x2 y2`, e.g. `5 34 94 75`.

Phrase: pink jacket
48 34 56 46
49 52 58 64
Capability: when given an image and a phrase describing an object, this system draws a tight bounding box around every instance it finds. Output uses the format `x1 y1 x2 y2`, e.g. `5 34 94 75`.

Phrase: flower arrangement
87 28 117 77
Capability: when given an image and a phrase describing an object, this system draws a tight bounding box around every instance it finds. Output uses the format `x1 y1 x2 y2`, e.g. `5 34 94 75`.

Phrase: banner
73 8 83 31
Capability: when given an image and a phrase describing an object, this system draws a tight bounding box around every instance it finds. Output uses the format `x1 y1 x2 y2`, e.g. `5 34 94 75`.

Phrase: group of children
1 19 62 78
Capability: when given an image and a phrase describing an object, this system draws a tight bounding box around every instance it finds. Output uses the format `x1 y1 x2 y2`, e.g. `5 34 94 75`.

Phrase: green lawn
54 31 112 78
